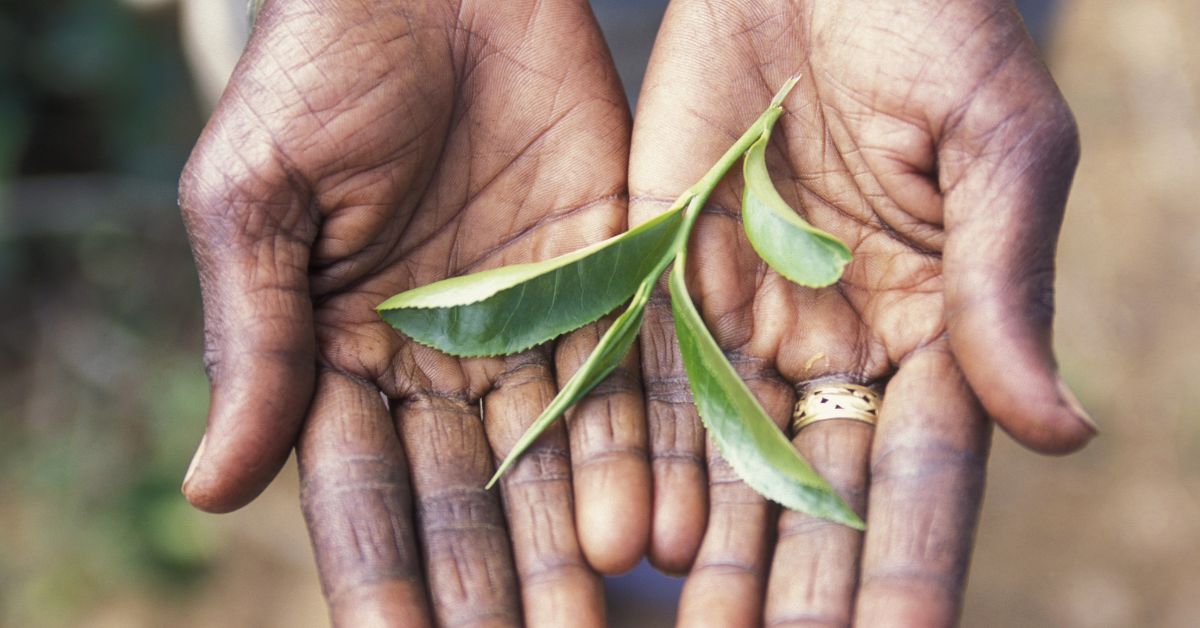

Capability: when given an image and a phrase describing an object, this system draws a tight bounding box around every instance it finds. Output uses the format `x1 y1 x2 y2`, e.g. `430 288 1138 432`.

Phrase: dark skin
630 0 1091 624
180 0 647 624
180 0 1090 625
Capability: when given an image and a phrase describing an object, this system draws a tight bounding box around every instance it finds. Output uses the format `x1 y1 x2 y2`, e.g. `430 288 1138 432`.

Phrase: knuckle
413 487 520 624
516 557 592 588
585 365 640 398
705 454 739 483
689 557 762 581
651 449 706 469
178 119 315 255
301 461 422 601
573 444 645 469
765 614 849 628
858 566 965 602
301 453 410 502
869 440 984 489
492 354 552 390
648 405 705 462
181 153 306 243
418 487 507 539
201 342 222 382
644 372 693 405
776 514 846 541
501 446 572 491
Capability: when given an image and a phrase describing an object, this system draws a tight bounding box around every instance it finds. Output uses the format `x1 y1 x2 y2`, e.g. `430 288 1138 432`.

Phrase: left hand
627 0 1092 624
179 0 646 624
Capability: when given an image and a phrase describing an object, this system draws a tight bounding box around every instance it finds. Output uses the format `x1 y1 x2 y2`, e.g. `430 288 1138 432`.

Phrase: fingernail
1057 378 1099 435
183 433 208 490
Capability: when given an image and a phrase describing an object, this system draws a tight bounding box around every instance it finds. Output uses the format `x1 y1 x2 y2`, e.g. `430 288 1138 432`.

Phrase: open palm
629 0 1092 625
179 1 645 625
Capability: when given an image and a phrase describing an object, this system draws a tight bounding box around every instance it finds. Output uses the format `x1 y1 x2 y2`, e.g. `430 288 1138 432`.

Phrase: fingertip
1057 376 1099 435
855 586 958 628
183 476 254 514
1000 381 1097 455
181 440 290 513
329 585 433 628
1007 420 1094 456
945 286 1096 455
561 345 652 575
182 378 309 512
180 431 244 514
647 463 707 575
648 528 700 576
967 363 1096 455
575 460 651 574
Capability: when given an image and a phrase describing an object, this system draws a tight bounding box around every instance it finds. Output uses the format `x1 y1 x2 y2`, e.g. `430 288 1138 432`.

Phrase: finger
485 353 606 628
640 292 709 573
298 370 432 628
396 390 521 626
676 373 793 628
178 154 316 513
763 391 872 627
556 321 652 574
855 344 990 627
940 57 1095 454
629 1 755 571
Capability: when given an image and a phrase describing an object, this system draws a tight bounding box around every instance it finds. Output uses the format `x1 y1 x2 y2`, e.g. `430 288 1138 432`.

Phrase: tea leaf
742 134 851 288
668 260 863 528
486 271 658 488
378 207 683 357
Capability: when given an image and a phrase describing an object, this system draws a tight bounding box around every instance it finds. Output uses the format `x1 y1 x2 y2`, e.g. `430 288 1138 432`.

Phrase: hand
628 0 1091 624
178 0 650 624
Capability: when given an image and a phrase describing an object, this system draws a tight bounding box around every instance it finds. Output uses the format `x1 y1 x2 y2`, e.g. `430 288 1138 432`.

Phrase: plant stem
653 77 802 262
672 104 784 259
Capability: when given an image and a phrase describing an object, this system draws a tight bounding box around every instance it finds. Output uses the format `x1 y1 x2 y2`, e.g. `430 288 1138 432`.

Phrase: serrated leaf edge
378 304 615 359
668 265 864 529
377 207 684 311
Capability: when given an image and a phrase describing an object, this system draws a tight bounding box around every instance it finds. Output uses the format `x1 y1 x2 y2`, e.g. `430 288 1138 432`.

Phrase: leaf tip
484 471 502 491
819 491 865 529
770 75 802 108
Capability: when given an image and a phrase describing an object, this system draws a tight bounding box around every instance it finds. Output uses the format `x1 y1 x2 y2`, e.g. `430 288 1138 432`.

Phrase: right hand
178 0 648 624
628 0 1089 624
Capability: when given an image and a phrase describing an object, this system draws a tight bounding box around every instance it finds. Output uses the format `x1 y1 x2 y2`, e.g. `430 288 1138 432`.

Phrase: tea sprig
378 78 862 528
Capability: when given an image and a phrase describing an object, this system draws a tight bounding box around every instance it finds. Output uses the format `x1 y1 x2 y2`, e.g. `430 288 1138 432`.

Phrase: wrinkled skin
180 0 1091 625
179 0 650 625
628 0 1091 625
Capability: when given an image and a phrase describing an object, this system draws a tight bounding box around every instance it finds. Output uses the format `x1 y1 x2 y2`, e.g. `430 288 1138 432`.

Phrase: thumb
178 140 317 512
941 77 1095 455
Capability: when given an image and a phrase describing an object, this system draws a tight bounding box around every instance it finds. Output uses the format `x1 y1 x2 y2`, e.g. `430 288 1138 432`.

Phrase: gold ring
791 383 881 434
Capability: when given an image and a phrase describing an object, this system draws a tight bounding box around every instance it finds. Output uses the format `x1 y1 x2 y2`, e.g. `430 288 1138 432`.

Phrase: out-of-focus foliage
0 1 213 626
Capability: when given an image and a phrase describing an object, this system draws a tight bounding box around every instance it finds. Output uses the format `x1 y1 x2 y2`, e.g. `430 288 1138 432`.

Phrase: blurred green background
0 0 1197 626
0 0 215 625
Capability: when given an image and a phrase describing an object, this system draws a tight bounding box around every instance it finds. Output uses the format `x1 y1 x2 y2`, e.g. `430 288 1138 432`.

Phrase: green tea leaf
378 207 683 357
742 134 852 288
668 262 863 528
486 272 657 488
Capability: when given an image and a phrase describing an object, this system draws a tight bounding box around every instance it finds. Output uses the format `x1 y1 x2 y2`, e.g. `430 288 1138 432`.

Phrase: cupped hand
628 0 1091 624
178 0 651 624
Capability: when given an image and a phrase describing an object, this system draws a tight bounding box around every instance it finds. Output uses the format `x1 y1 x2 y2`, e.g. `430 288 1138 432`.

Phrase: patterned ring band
791 383 881 435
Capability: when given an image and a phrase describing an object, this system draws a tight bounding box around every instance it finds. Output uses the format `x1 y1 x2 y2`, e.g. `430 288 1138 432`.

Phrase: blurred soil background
0 0 1196 626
